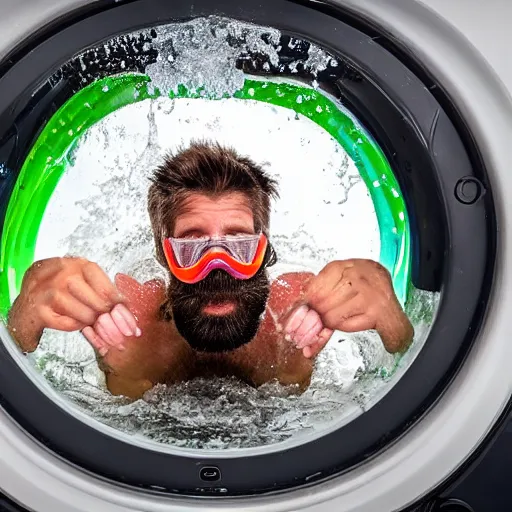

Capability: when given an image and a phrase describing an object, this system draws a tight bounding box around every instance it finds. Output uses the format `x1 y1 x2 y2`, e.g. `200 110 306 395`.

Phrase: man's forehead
177 192 253 215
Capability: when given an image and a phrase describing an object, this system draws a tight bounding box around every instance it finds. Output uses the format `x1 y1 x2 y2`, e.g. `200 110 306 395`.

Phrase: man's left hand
284 259 414 358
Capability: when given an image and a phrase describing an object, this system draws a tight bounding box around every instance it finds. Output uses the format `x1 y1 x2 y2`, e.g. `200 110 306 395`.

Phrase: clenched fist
283 259 413 357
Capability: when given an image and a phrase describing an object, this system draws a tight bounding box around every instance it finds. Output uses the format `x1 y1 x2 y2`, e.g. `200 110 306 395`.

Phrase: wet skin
7 193 414 399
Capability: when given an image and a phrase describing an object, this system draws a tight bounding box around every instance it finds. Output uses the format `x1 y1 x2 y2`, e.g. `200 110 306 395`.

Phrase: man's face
167 192 270 352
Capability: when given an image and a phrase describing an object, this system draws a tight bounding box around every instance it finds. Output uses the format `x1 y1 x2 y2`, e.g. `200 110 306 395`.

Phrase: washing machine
0 0 510 511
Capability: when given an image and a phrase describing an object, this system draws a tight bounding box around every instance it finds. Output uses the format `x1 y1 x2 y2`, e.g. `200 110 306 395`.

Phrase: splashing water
146 17 281 98
20 16 438 450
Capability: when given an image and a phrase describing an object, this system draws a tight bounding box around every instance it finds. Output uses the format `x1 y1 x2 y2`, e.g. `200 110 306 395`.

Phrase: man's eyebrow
175 224 255 237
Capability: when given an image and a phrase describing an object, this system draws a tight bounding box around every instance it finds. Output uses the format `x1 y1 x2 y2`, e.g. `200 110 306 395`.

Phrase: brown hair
148 141 279 266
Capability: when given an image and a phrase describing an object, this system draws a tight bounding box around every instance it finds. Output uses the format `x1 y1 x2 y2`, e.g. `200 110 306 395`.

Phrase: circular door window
0 0 495 497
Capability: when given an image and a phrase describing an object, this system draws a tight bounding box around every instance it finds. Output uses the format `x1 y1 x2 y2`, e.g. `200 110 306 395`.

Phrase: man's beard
165 267 270 353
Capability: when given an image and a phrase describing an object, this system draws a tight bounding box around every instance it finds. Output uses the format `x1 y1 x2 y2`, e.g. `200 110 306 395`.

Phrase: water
13 16 438 450
145 17 281 98
31 329 411 450
30 312 435 450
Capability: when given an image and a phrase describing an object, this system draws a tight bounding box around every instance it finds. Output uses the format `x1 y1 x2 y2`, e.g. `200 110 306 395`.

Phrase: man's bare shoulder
254 271 315 355
267 271 315 317
114 273 167 321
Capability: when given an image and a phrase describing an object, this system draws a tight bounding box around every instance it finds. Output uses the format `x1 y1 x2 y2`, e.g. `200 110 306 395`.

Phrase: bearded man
7 142 413 399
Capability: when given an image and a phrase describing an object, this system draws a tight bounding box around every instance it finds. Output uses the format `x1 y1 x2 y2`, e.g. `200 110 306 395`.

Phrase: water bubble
145 17 280 99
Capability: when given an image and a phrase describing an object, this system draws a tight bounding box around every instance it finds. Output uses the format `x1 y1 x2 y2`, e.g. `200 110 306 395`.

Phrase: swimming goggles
163 233 268 284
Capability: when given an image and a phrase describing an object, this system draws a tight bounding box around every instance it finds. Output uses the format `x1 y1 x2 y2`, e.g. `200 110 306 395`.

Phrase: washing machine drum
0 0 507 511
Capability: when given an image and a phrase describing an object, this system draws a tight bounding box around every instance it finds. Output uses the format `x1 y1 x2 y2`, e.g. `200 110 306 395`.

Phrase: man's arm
7 294 45 353
7 258 192 399
6 257 125 353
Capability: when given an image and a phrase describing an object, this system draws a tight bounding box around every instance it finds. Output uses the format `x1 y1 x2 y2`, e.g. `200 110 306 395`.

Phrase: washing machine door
0 0 510 511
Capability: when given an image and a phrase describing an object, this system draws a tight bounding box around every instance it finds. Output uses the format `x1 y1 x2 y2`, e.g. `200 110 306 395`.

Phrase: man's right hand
8 257 134 353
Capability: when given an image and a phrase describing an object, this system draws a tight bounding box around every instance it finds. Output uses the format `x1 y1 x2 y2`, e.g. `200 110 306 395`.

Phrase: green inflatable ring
0 73 411 319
